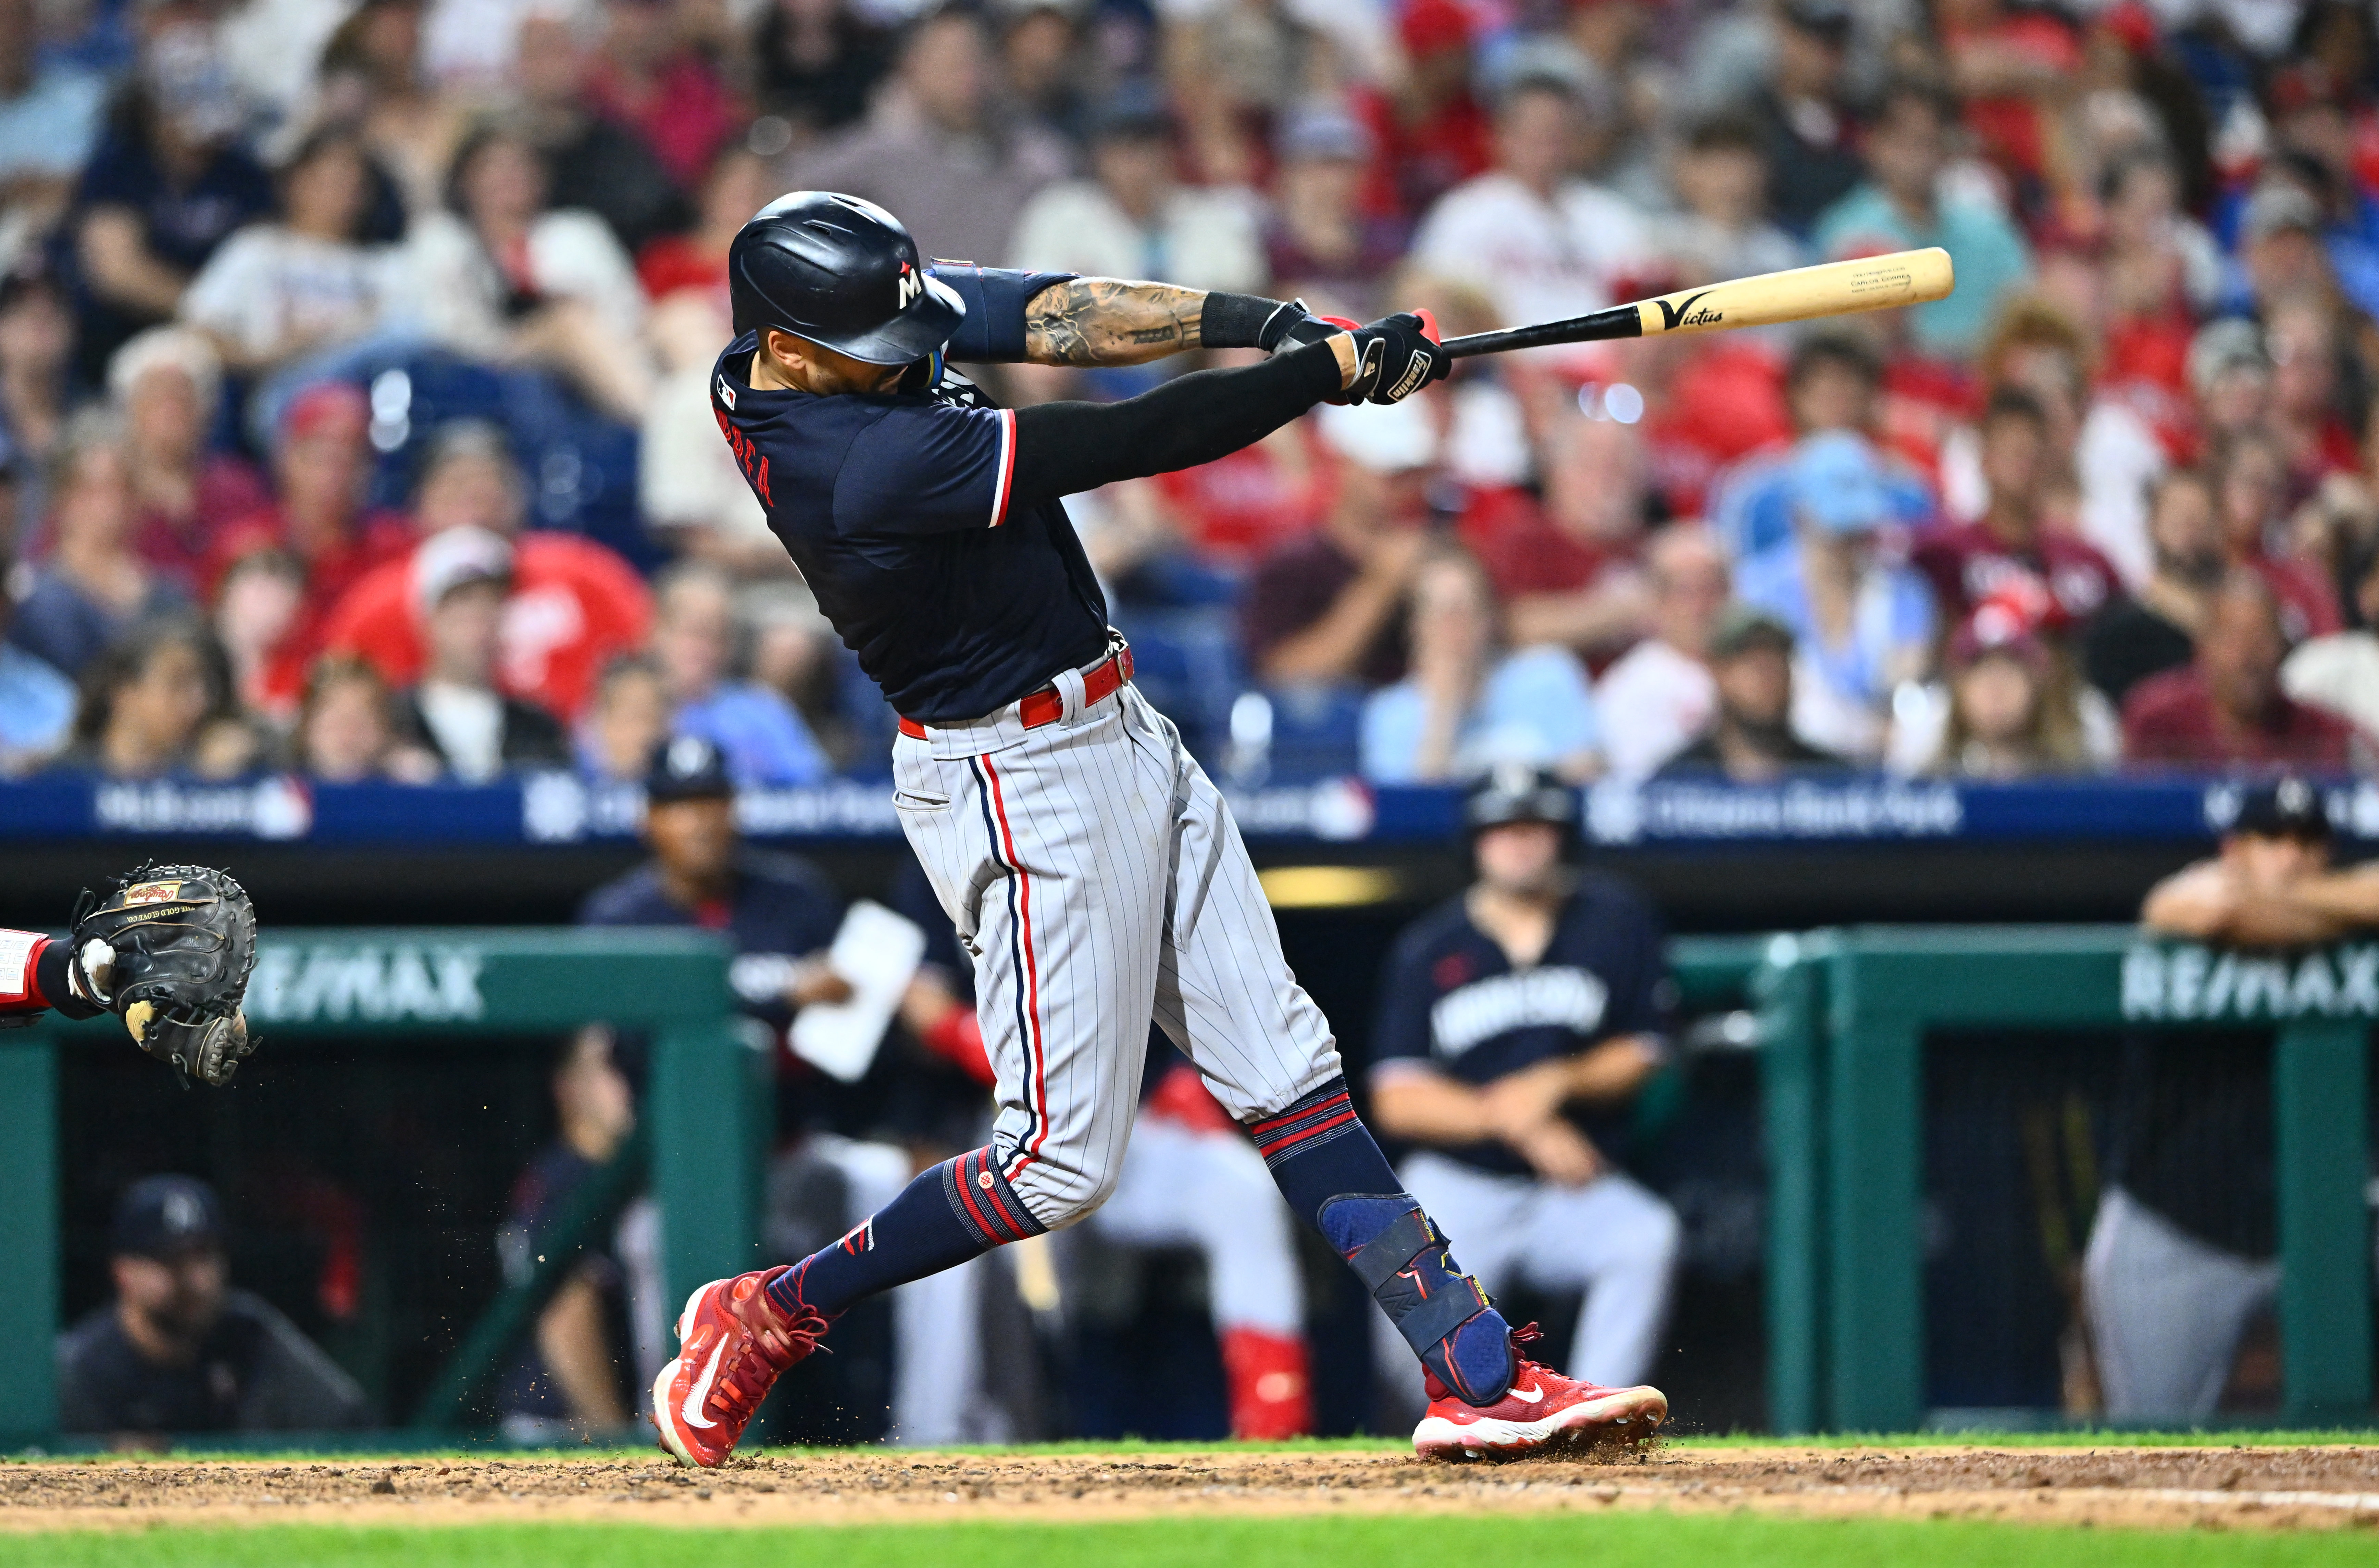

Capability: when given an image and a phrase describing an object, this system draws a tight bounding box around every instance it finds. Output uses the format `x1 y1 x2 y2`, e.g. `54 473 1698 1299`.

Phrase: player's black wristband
38 938 102 1020
1198 292 1295 351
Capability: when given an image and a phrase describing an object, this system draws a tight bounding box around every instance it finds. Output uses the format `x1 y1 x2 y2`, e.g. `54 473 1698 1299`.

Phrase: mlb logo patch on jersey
123 880 184 906
716 377 736 411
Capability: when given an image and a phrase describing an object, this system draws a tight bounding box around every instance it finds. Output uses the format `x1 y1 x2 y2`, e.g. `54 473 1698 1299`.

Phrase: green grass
8 1511 2377 1568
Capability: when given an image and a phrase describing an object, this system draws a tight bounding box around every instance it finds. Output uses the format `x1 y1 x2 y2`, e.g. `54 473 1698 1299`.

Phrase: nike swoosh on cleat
681 1336 730 1430
1507 1383 1546 1405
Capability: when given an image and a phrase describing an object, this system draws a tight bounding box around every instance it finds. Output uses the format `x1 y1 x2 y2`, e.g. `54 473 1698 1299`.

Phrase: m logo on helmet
895 261 922 311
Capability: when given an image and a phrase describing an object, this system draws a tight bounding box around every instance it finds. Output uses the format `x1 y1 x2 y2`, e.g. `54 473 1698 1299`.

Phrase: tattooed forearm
1023 278 1207 366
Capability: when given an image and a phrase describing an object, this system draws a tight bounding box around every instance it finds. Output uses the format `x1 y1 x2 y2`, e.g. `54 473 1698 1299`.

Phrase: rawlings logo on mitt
73 864 259 1086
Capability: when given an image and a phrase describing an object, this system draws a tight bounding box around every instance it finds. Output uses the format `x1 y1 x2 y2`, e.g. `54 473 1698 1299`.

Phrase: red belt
898 647 1134 740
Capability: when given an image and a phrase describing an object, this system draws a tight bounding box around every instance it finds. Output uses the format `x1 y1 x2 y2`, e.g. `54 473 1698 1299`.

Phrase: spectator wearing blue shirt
1707 331 1933 563
1362 548 1600 784
649 562 831 787
0 0 107 235
1734 432 1936 760
0 541 74 774
1814 77 2030 359
11 414 189 678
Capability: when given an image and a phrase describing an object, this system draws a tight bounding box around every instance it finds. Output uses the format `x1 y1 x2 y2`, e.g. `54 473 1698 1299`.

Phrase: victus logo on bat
1653 292 1722 330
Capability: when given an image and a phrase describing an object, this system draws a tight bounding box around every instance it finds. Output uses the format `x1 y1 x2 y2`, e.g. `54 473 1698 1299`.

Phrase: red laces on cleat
718 1288 824 1420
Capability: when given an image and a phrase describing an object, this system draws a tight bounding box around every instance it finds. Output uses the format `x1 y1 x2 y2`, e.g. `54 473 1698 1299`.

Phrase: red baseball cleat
1411 1327 1667 1462
652 1266 826 1468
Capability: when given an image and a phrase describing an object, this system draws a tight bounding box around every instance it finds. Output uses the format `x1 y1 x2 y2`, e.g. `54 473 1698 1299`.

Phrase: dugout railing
0 926 2366 1441
1755 926 2376 1434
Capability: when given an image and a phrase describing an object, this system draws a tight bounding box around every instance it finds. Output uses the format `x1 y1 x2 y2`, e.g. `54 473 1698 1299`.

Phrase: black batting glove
1346 311 1450 405
1255 298 1343 355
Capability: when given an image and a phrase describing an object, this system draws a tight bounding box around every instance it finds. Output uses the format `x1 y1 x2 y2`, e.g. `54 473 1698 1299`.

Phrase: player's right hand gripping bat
1439 247 1955 361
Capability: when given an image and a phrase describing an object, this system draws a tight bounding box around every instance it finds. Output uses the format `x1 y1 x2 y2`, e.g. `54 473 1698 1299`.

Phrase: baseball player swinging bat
656 196 1957 1473
1439 247 1955 360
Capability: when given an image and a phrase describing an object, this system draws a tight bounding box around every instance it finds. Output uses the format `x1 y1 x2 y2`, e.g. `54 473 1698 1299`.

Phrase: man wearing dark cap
2086 779 2376 1420
579 736 852 1032
57 1175 370 1437
1654 606 1847 781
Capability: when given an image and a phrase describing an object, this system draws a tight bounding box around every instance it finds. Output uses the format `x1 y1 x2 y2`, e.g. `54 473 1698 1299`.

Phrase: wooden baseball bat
1438 247 1955 360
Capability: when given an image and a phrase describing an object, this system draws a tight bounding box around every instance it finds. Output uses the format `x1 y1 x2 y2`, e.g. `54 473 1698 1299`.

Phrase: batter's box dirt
1 1445 2375 1533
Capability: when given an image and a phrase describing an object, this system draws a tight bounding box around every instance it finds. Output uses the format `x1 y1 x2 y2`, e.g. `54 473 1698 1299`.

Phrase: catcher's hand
72 865 259 1086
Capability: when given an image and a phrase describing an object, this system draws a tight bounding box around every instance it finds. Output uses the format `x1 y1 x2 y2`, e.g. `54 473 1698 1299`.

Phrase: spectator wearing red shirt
1150 423 1322 572
1913 389 2123 635
1460 406 1651 663
2210 430 2345 644
1354 0 1493 222
582 0 747 192
1933 0 2078 205
109 327 267 593
1241 400 1433 688
634 142 779 310
2122 572 2351 770
2264 294 2362 486
318 422 651 722
2097 154 2224 402
205 384 412 719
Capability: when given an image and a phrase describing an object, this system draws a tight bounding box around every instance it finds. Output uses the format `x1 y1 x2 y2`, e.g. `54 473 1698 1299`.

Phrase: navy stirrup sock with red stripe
1251 1076 1517 1406
767 1146 1044 1322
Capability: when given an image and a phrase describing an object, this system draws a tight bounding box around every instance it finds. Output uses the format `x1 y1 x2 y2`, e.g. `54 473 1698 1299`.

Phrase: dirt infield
3 1443 2377 1534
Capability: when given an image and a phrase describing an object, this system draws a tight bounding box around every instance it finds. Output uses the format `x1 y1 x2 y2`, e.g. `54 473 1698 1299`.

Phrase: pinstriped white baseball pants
893 681 1344 1230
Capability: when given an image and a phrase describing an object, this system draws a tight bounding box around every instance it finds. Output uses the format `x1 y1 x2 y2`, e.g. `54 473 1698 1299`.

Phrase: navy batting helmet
728 191 965 365
1463 763 1579 837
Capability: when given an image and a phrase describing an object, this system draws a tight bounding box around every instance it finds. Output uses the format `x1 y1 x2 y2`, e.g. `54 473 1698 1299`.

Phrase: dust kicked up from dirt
4 1442 2378 1533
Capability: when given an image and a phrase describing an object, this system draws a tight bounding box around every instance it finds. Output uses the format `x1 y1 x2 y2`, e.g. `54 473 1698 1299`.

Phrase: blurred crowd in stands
5 0 2379 790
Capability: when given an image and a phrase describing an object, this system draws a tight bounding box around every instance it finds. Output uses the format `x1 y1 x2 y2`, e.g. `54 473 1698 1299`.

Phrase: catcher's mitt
72 864 259 1086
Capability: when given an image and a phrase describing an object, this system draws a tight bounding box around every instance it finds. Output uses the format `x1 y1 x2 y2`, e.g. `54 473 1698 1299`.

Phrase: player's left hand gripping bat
1438 247 1955 360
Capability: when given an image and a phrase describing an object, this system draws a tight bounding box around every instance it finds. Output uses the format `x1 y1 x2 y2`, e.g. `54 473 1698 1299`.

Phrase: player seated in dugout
57 1176 371 1441
1365 767 1682 1421
2084 777 2379 1422
495 1028 643 1441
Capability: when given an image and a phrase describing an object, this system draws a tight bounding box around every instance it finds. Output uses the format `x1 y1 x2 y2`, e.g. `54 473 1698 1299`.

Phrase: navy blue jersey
1371 873 1674 1177
709 264 1110 723
578 850 844 1028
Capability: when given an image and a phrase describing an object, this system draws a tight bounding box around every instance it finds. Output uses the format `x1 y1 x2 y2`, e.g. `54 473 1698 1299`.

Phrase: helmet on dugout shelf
727 191 965 365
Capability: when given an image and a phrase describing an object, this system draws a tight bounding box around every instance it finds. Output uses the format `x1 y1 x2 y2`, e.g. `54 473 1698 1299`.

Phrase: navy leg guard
1320 1194 1516 1405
